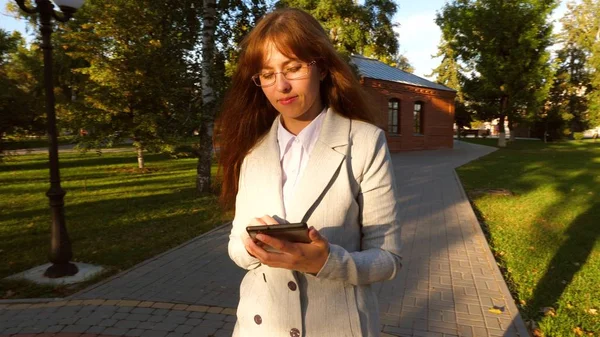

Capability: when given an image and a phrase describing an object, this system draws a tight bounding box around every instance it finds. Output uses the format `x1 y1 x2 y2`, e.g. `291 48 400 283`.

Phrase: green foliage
55 0 202 155
275 0 401 65
0 29 45 157
573 132 584 141
541 0 600 140
436 0 557 140
430 37 471 130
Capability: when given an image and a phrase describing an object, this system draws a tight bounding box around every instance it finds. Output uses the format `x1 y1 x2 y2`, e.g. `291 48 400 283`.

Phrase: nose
275 73 291 92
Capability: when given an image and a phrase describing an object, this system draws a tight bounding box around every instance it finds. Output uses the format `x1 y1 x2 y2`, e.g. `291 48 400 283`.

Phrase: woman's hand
244 223 330 275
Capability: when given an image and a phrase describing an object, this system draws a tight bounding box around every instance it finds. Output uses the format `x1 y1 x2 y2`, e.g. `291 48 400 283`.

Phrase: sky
1 0 576 79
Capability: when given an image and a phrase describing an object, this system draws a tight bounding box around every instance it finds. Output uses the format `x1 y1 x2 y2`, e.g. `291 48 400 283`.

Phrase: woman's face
259 43 324 132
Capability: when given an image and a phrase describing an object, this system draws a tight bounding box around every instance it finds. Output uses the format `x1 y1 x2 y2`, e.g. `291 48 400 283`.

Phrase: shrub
573 132 584 141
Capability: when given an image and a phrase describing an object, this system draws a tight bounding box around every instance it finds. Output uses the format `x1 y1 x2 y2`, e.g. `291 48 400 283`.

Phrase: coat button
290 328 300 337
287 281 297 291
254 314 262 325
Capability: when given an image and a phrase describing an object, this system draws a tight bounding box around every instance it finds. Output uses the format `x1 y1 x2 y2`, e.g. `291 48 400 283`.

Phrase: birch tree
196 0 217 193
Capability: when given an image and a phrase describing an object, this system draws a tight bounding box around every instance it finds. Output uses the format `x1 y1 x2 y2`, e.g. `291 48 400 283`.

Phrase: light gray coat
229 108 402 337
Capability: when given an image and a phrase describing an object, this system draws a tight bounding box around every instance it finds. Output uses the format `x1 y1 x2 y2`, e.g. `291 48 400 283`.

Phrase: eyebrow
261 59 301 71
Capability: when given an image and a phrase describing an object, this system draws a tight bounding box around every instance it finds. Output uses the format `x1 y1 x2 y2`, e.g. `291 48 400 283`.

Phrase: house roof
350 55 456 93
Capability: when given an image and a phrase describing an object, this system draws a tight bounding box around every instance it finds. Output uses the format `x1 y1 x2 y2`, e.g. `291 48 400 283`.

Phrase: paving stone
143 330 170 337
131 307 154 315
44 325 65 333
149 315 166 323
115 320 140 329
172 324 193 334
202 313 227 321
124 328 145 336
189 325 217 336
99 318 117 327
85 325 106 334
166 332 185 337
61 324 91 333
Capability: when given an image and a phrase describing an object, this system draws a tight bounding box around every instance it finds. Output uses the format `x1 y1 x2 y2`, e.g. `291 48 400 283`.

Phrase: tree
437 0 557 147
193 0 271 193
0 30 45 158
196 0 217 193
430 38 472 138
275 0 400 64
59 0 202 168
560 0 600 128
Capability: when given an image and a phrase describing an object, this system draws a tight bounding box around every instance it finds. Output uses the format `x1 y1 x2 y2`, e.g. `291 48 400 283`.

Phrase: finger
256 234 293 254
249 217 268 226
259 215 280 225
308 226 326 243
245 237 269 260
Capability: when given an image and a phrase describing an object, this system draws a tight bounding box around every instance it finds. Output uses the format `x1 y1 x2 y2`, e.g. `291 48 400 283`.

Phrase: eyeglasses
252 61 317 87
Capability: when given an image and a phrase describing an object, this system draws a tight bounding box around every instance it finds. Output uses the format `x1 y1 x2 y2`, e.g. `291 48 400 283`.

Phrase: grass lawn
456 139 600 336
0 150 229 299
2 136 76 151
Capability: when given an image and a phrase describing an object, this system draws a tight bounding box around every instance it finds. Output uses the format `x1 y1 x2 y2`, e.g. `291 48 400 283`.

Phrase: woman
217 8 402 337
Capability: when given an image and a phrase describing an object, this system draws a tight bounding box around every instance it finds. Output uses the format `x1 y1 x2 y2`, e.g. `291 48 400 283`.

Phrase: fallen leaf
574 327 584 336
533 328 544 337
574 262 581 266
586 308 598 315
540 307 556 316
566 303 574 309
561 280 568 285
489 307 504 314
520 300 527 305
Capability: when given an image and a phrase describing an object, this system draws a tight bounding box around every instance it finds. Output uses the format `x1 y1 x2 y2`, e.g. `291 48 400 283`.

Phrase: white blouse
277 108 327 217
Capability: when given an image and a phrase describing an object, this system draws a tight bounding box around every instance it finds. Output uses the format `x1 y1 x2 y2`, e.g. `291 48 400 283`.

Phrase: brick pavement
0 140 530 337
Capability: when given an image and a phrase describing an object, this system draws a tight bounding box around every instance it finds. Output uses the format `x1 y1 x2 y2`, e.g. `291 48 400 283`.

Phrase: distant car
583 127 599 139
460 128 490 138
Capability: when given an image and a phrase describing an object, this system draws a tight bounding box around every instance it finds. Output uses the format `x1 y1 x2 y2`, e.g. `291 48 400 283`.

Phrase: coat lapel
286 108 350 222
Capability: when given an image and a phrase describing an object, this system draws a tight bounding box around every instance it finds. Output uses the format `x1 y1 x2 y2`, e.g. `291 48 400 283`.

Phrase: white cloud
394 13 442 79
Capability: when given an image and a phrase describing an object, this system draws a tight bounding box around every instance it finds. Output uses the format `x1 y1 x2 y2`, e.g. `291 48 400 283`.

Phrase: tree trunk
498 96 508 147
137 146 144 169
498 115 506 148
508 119 516 142
0 132 4 162
196 0 217 194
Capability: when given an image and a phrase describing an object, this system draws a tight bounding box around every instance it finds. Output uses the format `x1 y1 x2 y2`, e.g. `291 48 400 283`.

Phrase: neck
281 117 313 135
281 104 325 136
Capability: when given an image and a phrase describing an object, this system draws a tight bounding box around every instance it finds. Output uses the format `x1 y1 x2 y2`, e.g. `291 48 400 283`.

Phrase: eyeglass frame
251 60 317 87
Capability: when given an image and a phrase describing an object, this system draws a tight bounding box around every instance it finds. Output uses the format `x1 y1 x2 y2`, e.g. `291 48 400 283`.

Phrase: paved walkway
0 140 529 337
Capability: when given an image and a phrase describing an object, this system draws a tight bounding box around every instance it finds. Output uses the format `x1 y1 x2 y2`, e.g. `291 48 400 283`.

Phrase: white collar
277 108 327 160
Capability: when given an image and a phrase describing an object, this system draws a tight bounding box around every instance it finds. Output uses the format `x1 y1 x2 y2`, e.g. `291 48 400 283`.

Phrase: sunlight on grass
0 150 229 298
457 140 600 336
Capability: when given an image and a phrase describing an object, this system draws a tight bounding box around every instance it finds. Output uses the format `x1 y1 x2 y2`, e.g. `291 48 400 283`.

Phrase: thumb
308 226 326 243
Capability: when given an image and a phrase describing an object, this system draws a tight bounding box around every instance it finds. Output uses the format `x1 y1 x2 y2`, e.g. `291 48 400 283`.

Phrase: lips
278 96 298 105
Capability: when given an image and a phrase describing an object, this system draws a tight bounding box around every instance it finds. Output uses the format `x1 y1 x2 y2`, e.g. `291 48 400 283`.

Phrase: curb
452 169 531 337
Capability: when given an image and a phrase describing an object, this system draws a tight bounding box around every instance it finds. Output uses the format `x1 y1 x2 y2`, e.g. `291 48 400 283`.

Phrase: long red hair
217 8 374 208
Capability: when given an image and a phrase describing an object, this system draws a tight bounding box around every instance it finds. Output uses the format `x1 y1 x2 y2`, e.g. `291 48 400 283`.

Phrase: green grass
0 150 229 299
2 136 76 151
456 139 600 336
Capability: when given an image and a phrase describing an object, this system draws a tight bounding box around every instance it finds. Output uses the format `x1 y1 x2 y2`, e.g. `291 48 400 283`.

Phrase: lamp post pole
14 0 83 278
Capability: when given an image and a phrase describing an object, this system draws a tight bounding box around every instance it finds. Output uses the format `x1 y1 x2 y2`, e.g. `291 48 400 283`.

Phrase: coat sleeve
228 159 262 270
316 128 402 285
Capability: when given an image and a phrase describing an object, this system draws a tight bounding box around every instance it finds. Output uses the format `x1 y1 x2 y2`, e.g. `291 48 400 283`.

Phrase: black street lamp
14 0 85 278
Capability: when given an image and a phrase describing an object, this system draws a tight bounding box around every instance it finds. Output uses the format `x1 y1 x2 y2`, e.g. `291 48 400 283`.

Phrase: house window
388 99 400 134
414 102 424 134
